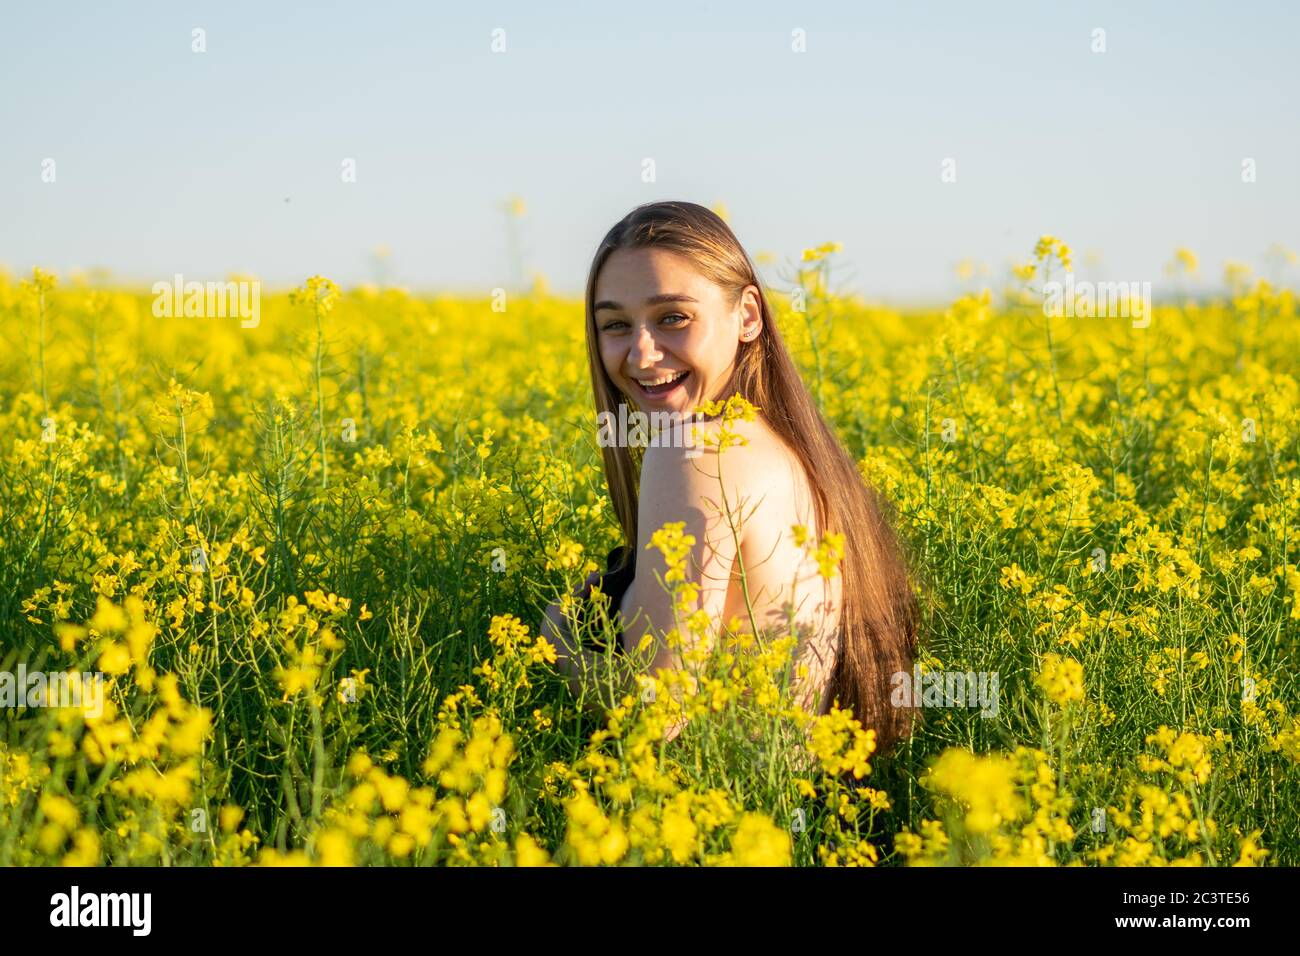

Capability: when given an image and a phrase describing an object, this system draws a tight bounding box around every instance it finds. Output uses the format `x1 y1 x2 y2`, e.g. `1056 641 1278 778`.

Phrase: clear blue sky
2 0 1297 302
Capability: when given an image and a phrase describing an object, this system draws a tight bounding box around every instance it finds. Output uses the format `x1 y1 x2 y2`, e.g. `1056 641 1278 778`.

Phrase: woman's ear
737 285 762 342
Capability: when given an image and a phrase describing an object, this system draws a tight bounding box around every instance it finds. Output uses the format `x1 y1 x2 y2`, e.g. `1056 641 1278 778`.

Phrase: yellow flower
1167 247 1199 276
97 642 131 675
999 563 1039 595
545 539 584 572
348 752 374 778
648 521 694 585
726 812 791 866
39 793 79 830
169 710 213 757
515 832 552 866
801 241 843 263
26 266 59 295
88 597 129 634
924 749 1024 835
219 806 245 833
315 828 354 866
1145 726 1213 786
274 646 321 699
694 393 761 451
813 531 846 579
1033 235 1072 272
55 623 87 653
1035 653 1084 706
62 829 100 866
1233 829 1269 866
661 798 699 863
289 275 341 314
808 706 877 778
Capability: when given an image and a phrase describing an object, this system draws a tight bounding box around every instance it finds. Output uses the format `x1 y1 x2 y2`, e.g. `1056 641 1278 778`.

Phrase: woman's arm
622 430 755 691
540 578 638 717
544 424 759 738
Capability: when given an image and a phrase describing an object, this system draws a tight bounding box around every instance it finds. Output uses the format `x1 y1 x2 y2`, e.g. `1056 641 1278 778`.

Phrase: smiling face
593 246 762 416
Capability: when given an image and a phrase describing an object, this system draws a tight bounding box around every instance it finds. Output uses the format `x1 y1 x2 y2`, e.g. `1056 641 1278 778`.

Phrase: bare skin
543 247 843 748
630 416 844 721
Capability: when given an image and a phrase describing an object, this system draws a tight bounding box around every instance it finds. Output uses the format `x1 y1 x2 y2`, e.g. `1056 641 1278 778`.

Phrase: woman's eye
599 315 685 332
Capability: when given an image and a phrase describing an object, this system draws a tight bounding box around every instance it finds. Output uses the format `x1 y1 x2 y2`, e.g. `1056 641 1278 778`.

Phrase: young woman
542 201 921 757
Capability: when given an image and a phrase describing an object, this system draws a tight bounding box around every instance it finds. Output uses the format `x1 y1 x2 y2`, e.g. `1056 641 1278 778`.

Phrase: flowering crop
1 246 1297 866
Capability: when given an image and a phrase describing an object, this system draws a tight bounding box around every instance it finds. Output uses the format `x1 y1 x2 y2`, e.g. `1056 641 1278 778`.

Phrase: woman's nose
628 325 663 366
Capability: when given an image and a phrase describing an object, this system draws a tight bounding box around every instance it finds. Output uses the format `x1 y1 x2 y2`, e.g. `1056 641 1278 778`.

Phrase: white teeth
637 371 685 387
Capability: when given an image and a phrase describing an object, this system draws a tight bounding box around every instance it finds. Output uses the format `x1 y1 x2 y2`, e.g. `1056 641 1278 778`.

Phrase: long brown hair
583 200 921 757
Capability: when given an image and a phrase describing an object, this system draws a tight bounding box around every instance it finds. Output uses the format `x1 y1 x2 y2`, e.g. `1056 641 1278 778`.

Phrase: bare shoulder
640 415 813 557
641 413 791 499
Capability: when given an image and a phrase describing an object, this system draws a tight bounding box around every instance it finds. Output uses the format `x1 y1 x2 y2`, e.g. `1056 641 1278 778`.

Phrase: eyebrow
593 293 699 313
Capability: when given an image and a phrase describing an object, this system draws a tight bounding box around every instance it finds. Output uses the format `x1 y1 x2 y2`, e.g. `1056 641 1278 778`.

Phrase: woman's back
622 412 844 718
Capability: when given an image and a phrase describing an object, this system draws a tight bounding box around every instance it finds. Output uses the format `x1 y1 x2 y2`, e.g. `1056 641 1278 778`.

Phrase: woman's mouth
631 369 690 399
